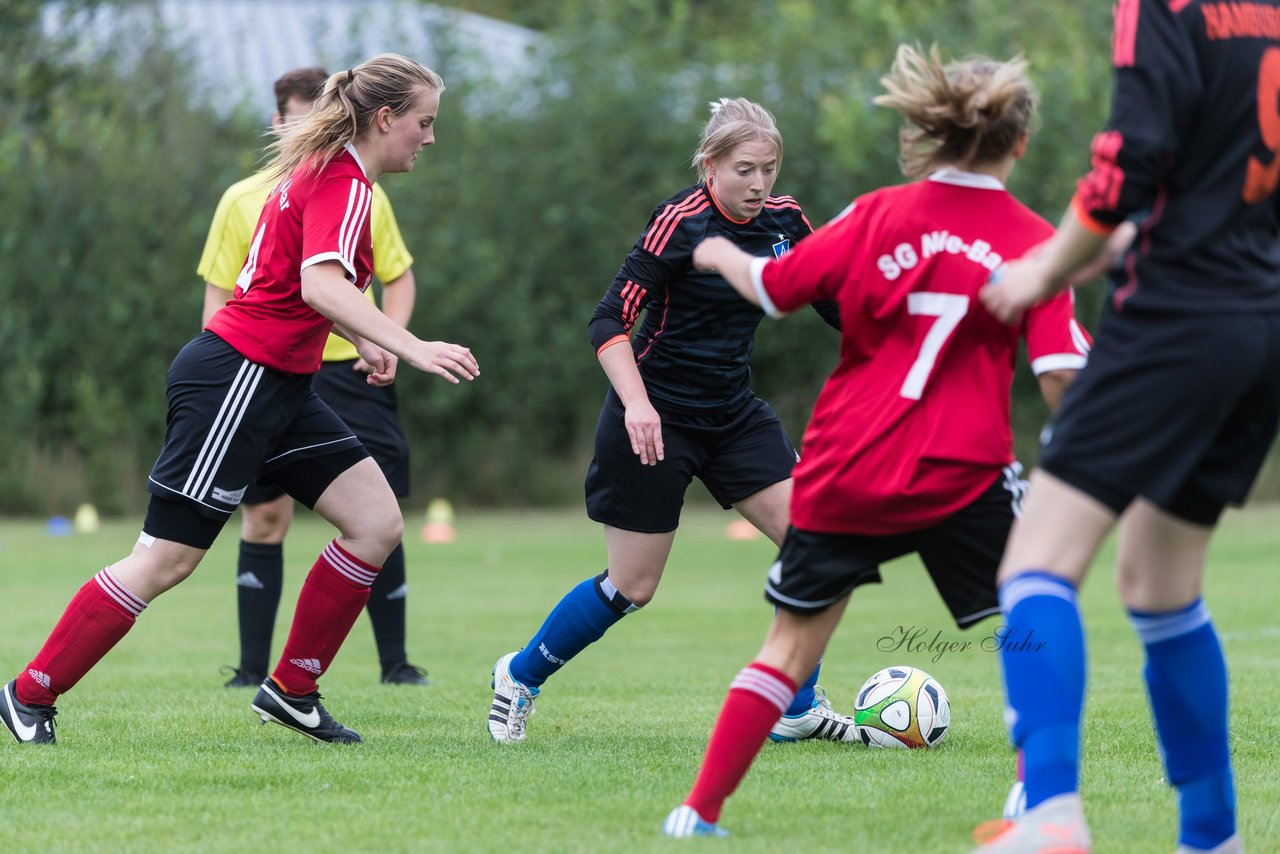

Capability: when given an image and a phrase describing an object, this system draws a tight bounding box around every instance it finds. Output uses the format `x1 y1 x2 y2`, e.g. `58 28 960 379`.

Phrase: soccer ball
852 665 950 749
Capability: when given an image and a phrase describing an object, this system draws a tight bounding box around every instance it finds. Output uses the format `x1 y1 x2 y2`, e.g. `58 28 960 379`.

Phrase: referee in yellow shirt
197 67 428 687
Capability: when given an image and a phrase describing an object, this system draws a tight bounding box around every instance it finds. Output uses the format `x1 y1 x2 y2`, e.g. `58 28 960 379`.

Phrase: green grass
0 505 1278 853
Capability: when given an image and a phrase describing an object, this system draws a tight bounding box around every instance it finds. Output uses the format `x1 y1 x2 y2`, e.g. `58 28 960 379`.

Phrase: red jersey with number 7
206 145 374 374
754 169 1091 535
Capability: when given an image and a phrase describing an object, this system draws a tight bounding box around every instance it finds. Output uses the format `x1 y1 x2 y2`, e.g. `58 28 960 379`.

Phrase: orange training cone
421 498 456 544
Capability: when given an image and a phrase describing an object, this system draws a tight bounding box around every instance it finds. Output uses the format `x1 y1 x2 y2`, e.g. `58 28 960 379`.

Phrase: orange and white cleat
971 793 1091 854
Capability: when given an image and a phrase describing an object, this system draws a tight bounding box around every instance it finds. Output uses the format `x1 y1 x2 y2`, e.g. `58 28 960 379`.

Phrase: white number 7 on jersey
899 292 969 400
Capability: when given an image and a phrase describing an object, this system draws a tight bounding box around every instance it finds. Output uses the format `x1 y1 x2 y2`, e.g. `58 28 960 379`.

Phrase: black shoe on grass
251 680 362 744
380 662 431 686
221 666 266 688
1 678 57 745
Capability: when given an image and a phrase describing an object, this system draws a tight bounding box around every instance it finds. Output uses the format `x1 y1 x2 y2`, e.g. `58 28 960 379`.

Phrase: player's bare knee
118 542 202 597
339 511 402 556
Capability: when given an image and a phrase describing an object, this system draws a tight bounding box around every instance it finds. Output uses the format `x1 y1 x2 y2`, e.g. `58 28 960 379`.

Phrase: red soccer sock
271 540 378 695
684 662 797 823
18 568 147 706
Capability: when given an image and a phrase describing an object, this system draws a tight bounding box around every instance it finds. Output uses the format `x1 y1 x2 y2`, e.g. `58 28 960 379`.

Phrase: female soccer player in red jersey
0 54 477 746
486 98 854 745
972 1 1280 851
660 45 1090 837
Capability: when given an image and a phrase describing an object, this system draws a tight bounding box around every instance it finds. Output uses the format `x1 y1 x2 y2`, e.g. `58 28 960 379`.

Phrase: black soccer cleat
380 662 431 686
1 679 57 745
221 666 266 689
251 680 362 744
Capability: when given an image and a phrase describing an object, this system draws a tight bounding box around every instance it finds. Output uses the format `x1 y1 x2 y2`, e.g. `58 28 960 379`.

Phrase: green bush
5 0 1274 515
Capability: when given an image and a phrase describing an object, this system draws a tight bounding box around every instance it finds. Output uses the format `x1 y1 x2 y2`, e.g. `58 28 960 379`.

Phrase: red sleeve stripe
643 195 709 256
620 280 648 327
1168 0 1192 13
766 196 813 230
1113 0 1140 67
1075 130 1126 217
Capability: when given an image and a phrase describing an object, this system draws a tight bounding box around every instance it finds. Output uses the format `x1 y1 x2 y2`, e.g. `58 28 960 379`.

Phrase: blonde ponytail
267 53 444 180
874 44 1037 179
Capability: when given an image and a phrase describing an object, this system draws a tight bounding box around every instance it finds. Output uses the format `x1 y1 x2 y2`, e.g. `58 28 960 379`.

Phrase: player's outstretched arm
692 236 757 304
302 261 478 384
981 211 1108 324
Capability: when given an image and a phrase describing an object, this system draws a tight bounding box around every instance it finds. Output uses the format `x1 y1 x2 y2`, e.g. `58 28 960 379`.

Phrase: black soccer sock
236 541 284 676
367 541 408 673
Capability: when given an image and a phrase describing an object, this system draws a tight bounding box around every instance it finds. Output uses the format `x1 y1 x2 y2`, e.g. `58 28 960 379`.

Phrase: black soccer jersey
1074 0 1280 314
589 184 835 412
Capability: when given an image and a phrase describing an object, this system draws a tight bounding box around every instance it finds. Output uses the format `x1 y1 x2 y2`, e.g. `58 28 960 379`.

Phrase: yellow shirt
196 171 413 362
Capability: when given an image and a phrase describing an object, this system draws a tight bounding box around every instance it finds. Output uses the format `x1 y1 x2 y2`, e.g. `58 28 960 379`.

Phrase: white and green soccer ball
853 665 950 749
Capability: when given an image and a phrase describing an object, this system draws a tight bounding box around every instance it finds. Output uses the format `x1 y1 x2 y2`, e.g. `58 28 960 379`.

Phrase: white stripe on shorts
182 359 264 503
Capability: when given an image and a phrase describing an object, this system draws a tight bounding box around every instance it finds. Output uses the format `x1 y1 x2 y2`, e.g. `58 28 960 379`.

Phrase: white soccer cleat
1175 835 1243 854
487 651 538 743
768 686 858 743
1003 779 1027 819
663 805 728 838
970 792 1091 853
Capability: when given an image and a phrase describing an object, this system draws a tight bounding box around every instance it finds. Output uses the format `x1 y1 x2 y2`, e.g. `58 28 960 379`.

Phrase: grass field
0 505 1277 853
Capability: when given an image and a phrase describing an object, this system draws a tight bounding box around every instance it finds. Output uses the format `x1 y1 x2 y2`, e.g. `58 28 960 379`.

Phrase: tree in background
16 0 1264 515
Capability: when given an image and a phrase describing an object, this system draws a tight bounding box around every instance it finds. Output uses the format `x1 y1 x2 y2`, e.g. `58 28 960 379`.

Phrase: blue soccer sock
783 660 821 717
998 572 1086 810
508 571 637 689
1129 600 1235 850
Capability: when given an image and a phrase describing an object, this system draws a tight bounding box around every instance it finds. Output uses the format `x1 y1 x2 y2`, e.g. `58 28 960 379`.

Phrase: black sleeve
1073 0 1201 228
587 203 691 352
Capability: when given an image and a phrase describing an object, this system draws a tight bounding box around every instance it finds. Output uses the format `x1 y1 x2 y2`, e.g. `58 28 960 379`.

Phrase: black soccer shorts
584 389 798 533
1041 306 1280 525
764 466 1028 626
146 332 367 521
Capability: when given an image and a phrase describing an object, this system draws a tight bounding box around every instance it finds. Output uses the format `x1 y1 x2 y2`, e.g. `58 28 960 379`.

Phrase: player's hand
692 236 735 272
980 256 1054 325
624 399 664 466
352 357 374 374
403 340 479 384
355 342 398 386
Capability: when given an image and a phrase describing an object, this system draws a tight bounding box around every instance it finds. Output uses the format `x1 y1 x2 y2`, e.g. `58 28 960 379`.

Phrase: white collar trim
343 142 368 178
928 167 1004 190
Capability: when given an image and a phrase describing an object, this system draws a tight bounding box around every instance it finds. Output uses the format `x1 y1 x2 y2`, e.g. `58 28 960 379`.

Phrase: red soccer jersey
206 145 374 374
754 169 1091 535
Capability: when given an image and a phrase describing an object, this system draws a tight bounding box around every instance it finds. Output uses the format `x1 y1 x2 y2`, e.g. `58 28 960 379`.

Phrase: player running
200 66 429 690
0 54 476 746
661 45 1089 837
486 98 852 745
